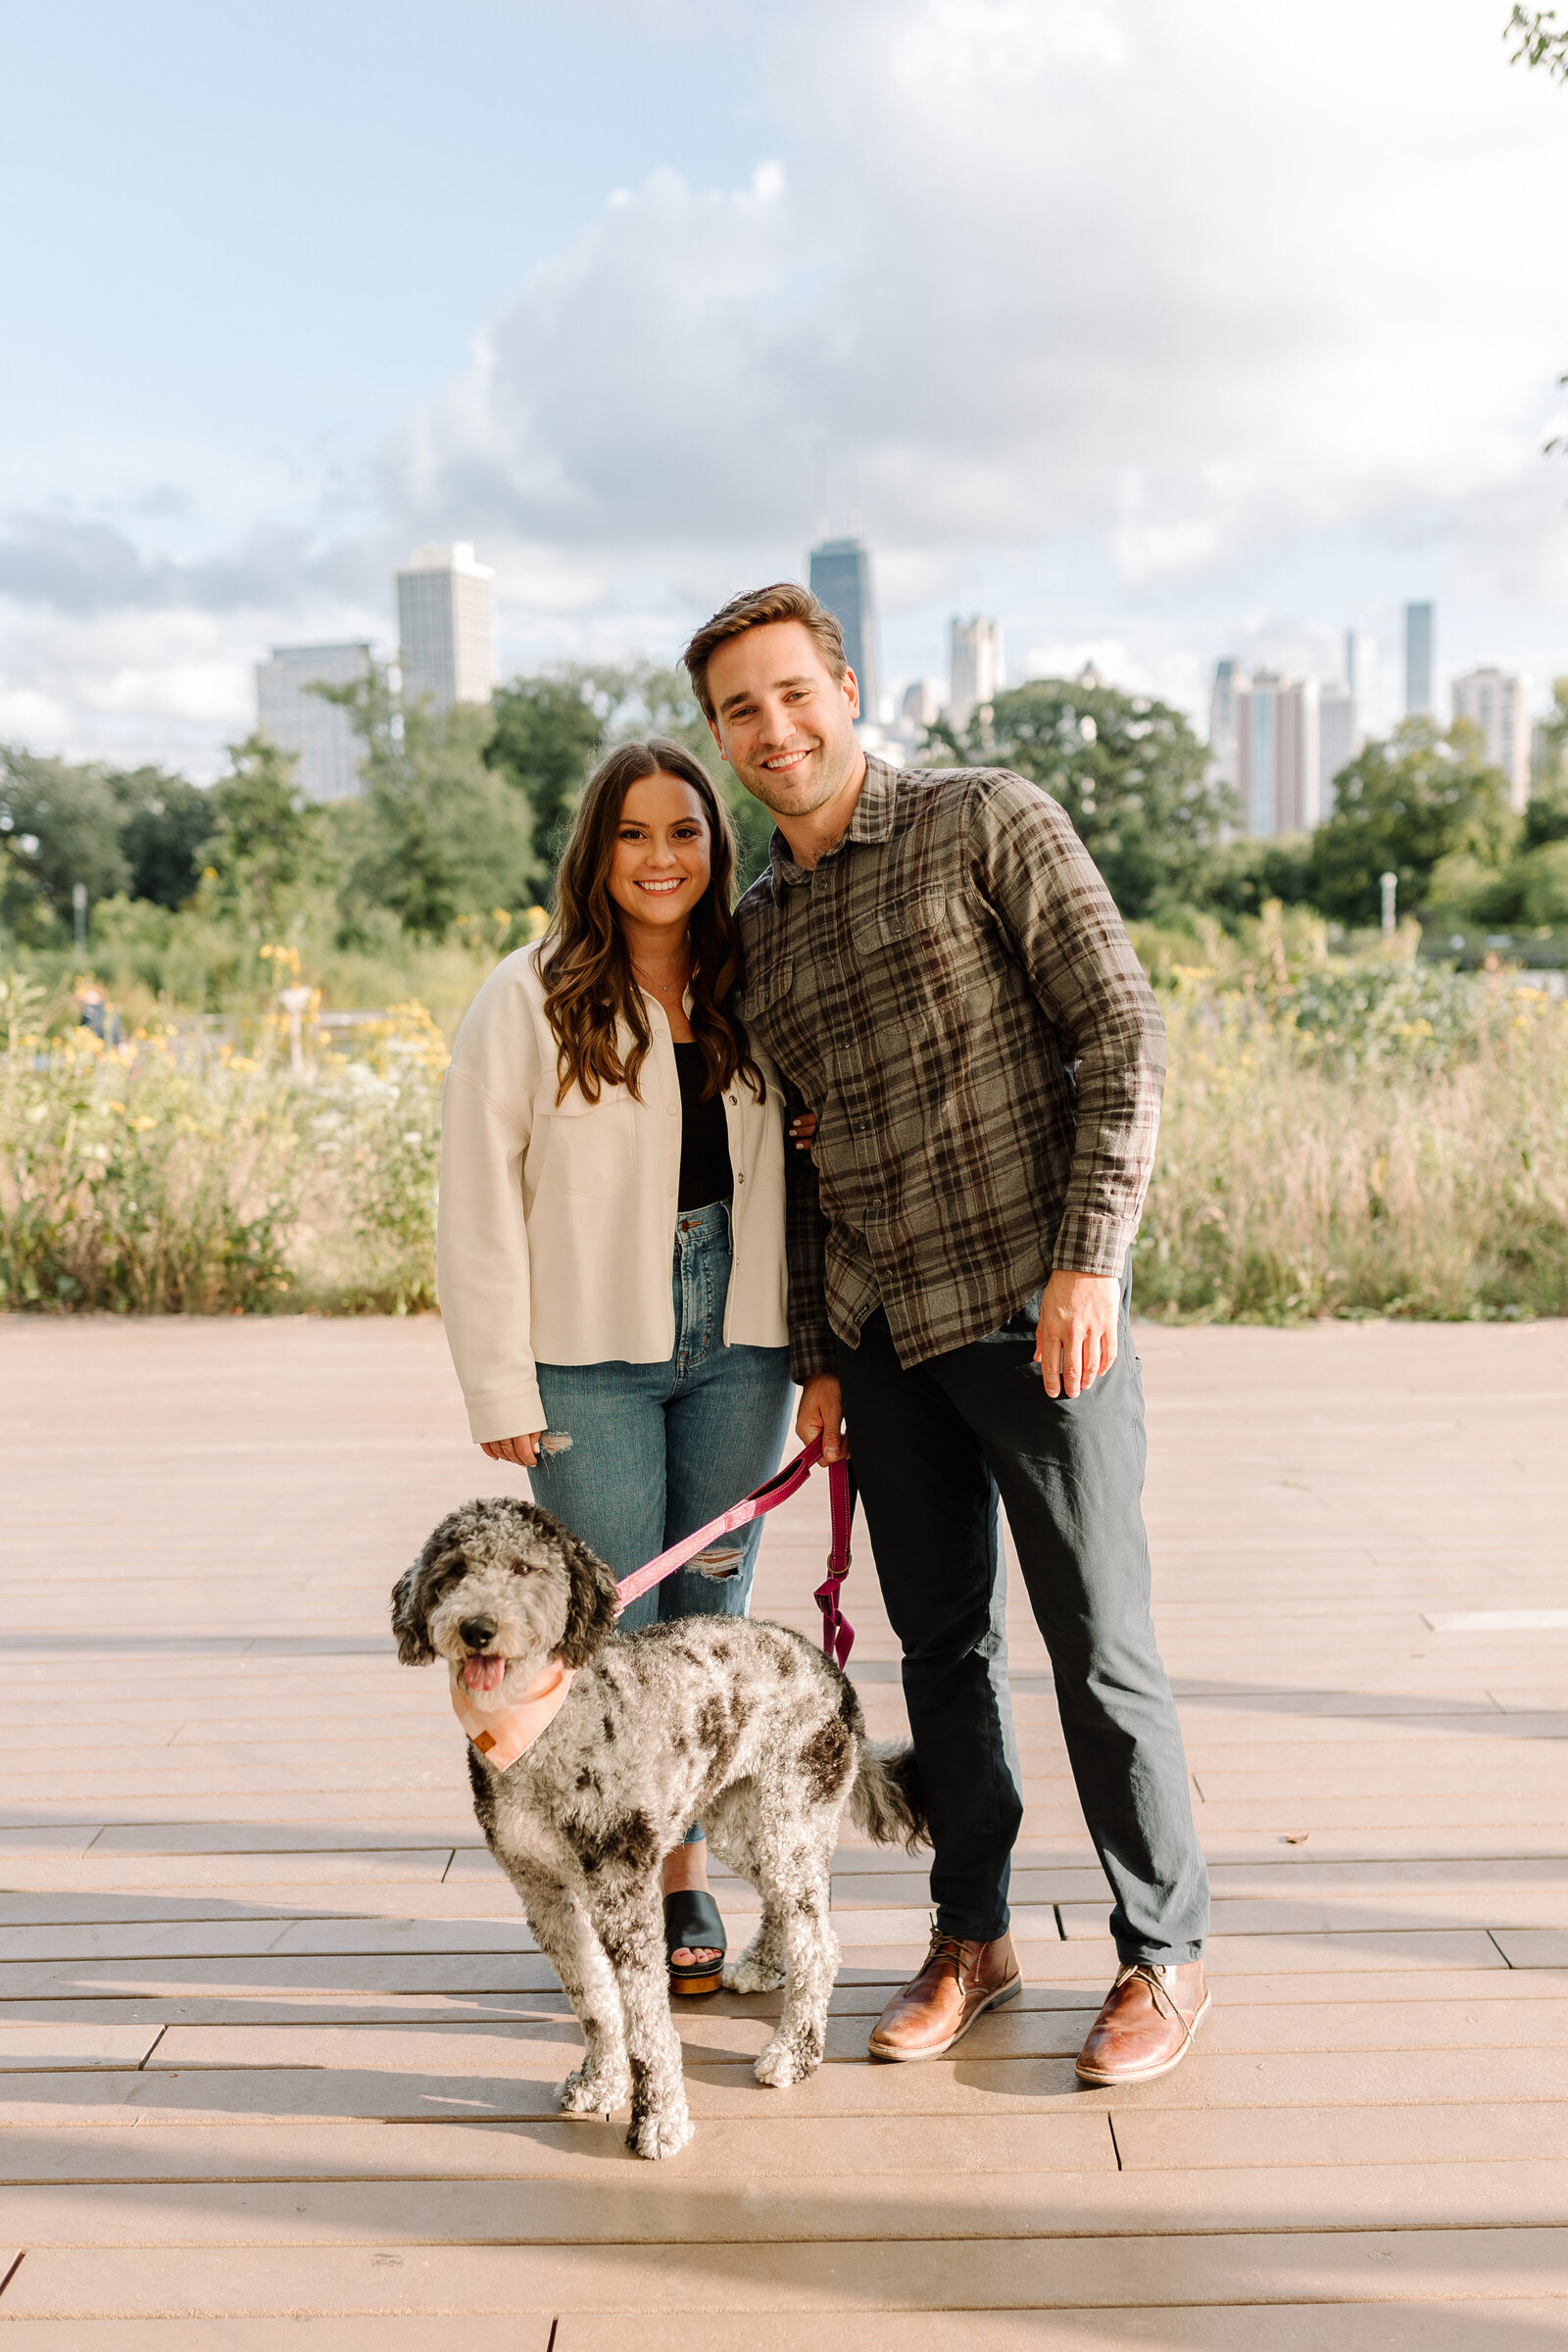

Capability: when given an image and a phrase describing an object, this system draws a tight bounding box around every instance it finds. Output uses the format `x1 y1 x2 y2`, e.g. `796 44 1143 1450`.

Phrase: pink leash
613 1434 856 1669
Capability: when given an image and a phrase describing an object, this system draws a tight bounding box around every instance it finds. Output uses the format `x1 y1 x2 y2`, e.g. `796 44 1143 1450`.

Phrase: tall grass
4 941 1567 1322
0 975 442 1313
1137 960 1568 1321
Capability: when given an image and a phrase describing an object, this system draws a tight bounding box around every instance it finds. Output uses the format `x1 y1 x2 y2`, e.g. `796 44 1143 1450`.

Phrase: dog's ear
555 1530 621 1668
390 1557 437 1665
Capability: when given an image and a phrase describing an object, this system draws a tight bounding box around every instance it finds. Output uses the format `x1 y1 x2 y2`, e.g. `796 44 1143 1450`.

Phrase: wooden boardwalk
1 1310 1566 2345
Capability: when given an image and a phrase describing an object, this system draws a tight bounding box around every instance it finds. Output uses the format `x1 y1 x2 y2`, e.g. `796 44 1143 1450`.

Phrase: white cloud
5 0 1568 766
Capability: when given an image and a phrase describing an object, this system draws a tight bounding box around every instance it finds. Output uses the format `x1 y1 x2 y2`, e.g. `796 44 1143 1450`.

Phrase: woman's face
607 772 712 939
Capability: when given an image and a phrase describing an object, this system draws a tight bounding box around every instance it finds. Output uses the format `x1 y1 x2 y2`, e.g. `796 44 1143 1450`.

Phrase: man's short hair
682 582 847 724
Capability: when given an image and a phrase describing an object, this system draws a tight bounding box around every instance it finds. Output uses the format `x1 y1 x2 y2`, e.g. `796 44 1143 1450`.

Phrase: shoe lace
1115 1961 1200 2034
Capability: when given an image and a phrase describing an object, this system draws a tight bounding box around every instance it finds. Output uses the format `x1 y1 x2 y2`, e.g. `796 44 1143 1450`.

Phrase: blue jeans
529 1199 793 1842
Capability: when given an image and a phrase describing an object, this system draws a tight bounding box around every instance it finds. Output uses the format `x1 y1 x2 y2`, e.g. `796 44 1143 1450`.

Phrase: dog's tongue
462 1655 506 1693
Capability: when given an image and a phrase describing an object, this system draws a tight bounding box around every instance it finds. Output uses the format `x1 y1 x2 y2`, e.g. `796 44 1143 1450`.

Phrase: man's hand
796 1373 848 1462
1035 1271 1120 1399
481 1432 543 1468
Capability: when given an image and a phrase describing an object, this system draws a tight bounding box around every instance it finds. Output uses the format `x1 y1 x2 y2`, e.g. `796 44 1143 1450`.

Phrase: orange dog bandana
450 1658 576 1770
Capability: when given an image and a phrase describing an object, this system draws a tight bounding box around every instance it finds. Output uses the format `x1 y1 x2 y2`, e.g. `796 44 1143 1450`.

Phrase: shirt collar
767 757 900 891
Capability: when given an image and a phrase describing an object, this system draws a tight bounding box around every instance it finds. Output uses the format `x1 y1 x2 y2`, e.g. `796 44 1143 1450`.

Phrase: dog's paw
556 2062 630 2117
754 2034 816 2089
722 1954 787 1995
625 2106 694 2160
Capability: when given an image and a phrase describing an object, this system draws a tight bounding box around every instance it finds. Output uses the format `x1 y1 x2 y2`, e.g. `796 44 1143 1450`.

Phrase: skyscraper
949 616 1004 737
1208 658 1241 788
1404 603 1434 716
1234 671 1321 836
396 542 496 711
1452 666 1532 809
1317 683 1361 814
255 641 372 802
808 539 881 721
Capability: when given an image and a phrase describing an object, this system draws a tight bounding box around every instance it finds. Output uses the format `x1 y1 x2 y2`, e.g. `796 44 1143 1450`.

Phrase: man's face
706 620 862 817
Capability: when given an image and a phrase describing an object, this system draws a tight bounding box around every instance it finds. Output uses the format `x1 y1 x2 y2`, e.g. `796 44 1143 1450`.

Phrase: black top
674 1043 733 1209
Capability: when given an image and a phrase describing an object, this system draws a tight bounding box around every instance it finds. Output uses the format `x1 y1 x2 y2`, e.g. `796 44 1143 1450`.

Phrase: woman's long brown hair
540 737 763 1106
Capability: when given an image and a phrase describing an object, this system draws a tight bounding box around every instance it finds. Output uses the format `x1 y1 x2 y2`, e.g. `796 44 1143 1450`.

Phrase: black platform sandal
664 1888 725 1998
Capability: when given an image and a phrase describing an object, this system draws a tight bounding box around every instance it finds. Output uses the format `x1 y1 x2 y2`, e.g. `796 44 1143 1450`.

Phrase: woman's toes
670 1947 720 1967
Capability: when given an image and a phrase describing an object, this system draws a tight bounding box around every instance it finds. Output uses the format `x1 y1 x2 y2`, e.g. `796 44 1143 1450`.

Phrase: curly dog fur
392 1494 926 2159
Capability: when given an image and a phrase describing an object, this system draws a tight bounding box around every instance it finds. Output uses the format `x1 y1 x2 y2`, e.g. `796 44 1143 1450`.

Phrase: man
682 582 1210 2083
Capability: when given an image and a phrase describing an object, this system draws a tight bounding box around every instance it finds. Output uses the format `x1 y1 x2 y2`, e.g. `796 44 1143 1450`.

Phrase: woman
437 736 794 1995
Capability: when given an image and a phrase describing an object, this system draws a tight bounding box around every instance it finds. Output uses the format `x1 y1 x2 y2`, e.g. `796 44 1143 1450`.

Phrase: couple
437 581 1210 2084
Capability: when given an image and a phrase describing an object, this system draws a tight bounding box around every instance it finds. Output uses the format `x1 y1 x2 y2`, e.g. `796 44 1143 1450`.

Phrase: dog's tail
850 1740 928 1851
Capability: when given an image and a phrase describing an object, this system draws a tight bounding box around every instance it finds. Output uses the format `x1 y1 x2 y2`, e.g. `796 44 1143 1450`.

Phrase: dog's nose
458 1615 497 1649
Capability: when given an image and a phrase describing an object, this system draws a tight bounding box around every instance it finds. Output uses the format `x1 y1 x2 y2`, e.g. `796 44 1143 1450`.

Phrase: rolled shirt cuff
789 1332 839 1387
465 1382 548 1447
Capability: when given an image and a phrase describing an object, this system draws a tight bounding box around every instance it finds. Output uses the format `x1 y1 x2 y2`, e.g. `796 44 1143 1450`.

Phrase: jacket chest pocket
536 1087 638 1198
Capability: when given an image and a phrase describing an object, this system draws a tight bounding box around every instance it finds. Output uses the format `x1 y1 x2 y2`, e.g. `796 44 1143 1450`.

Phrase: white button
728 1096 737 1106
666 1104 677 1117
736 1172 745 1184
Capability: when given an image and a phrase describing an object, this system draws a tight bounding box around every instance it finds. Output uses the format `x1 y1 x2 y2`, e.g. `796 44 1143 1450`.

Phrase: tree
485 674 606 873
203 733 330 936
963 676 1236 920
328 666 543 942
0 747 128 940
110 768 215 909
1307 718 1517 925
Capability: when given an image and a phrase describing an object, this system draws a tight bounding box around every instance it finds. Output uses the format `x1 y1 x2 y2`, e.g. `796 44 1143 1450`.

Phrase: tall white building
949 616 1004 736
1235 670 1321 836
1452 667 1531 809
1318 683 1361 815
396 542 496 711
255 641 372 803
1404 602 1435 716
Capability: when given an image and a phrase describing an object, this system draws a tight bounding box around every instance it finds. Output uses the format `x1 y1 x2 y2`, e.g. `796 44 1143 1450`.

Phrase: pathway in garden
1 1310 1566 2346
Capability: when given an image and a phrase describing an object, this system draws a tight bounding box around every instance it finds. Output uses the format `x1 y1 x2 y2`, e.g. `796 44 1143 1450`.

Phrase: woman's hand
789 1109 818 1152
797 1374 848 1463
481 1432 543 1468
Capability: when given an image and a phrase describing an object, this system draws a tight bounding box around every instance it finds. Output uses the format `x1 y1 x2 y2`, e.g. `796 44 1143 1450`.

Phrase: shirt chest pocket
874 889 948 949
536 1086 638 1198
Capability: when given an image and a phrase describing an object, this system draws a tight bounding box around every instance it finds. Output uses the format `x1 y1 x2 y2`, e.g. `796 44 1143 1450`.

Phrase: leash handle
613 1431 855 1666
813 1455 855 1669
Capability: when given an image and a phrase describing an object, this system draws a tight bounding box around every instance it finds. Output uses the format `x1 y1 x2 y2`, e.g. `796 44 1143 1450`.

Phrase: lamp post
1380 870 1397 940
72 882 87 954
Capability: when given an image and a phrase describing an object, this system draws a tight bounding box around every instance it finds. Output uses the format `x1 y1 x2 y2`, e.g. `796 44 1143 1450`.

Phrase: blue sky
3 0 1566 773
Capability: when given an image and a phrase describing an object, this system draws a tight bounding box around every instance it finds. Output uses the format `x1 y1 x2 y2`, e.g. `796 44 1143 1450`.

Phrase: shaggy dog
392 1494 926 2160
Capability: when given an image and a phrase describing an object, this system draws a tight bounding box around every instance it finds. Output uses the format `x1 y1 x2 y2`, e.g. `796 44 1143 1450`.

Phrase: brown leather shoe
1074 1960 1210 2084
866 1927 1022 2062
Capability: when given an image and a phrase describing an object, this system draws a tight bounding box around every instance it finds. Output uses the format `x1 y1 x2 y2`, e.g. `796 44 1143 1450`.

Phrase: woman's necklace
629 936 691 1001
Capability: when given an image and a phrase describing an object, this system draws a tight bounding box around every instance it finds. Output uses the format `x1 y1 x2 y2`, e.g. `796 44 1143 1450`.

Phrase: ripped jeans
528 1199 794 1843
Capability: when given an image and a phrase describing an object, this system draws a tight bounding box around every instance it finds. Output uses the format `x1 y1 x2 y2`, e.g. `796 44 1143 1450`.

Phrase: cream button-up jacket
437 945 789 1445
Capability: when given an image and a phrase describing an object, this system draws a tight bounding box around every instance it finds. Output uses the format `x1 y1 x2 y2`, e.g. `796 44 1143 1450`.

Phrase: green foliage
1306 717 1517 924
1179 834 1317 923
111 768 215 909
486 672 606 871
956 677 1235 920
202 733 329 936
1508 5 1568 79
325 664 543 943
0 747 129 939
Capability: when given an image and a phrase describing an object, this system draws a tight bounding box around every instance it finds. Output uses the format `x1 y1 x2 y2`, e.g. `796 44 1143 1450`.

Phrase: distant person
437 737 804 1998
682 584 1210 2082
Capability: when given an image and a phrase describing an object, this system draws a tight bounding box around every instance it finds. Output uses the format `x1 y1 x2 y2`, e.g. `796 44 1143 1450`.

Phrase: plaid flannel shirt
734 759 1166 1384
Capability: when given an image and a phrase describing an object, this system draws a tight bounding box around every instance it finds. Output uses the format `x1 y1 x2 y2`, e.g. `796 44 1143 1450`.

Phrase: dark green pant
835 1266 1208 1961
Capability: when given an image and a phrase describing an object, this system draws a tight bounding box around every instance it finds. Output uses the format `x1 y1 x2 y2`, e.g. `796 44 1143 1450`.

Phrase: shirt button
666 1183 676 1197
666 1104 677 1117
736 1172 745 1184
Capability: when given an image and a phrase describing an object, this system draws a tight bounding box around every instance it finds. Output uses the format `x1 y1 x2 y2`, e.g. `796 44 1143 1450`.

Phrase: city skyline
6 6 1563 781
